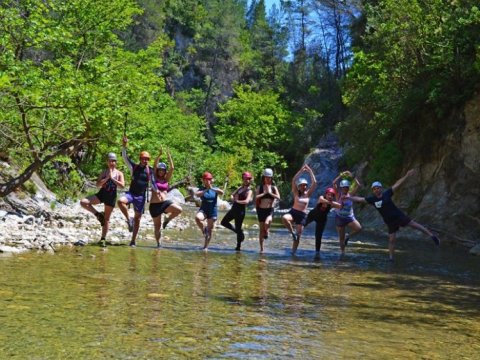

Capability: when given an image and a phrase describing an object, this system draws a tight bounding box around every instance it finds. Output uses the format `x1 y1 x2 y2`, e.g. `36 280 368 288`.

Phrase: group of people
80 138 440 260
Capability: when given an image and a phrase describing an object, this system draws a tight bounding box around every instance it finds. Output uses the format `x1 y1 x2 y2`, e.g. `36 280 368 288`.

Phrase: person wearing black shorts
221 172 253 251
350 169 440 261
255 168 280 253
80 153 125 246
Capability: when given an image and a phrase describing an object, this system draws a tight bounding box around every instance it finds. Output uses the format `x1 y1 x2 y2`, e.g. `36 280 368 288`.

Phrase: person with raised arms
305 187 342 259
221 171 253 251
117 136 157 247
80 152 125 247
149 147 182 248
348 169 440 261
332 171 362 255
282 164 317 255
195 172 224 251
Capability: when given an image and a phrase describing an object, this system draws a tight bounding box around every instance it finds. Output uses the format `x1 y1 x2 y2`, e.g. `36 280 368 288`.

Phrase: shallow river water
1 212 479 359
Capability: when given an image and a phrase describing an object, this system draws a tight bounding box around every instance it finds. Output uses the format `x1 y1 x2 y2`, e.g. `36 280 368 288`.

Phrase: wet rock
469 243 480 256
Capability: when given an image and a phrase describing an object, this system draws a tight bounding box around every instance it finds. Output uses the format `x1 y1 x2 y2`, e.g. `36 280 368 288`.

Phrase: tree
0 0 165 196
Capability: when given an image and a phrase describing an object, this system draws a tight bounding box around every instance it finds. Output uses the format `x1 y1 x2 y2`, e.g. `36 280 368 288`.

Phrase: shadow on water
2 210 480 358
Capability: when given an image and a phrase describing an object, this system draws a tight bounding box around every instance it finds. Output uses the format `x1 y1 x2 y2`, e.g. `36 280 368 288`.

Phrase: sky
264 0 280 11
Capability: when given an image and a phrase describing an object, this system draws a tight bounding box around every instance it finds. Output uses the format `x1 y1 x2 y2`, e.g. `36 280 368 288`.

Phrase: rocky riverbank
0 188 197 254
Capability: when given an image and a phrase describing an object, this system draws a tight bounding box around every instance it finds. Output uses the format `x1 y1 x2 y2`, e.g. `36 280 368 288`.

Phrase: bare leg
337 226 346 254
407 220 433 236
388 232 396 260
101 205 114 239
347 220 362 238
163 204 182 228
292 224 303 255
80 196 101 215
258 222 266 253
130 211 142 245
152 215 162 247
203 218 215 250
117 196 130 222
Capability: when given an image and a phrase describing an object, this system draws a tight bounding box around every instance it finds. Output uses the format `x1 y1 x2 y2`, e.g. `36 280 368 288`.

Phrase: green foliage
341 0 480 180
214 85 293 178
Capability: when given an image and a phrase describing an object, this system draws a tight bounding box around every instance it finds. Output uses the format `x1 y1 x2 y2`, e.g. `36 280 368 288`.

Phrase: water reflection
0 215 479 358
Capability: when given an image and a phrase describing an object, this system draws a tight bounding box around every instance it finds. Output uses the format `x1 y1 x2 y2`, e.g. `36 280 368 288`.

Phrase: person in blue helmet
282 164 317 255
349 169 440 261
332 171 362 255
195 171 224 251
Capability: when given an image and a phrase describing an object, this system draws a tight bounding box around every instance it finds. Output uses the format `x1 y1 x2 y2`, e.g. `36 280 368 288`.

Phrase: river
1 211 479 359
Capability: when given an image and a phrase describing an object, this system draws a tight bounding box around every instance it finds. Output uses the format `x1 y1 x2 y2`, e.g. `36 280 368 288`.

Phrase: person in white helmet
255 168 281 253
80 152 125 247
349 169 440 261
282 164 317 255
332 171 362 255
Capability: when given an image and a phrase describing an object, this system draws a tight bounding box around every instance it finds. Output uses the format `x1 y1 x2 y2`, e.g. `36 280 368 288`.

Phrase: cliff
354 92 480 248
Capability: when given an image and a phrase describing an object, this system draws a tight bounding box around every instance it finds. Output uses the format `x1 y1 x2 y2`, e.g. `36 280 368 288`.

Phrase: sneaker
95 212 105 226
129 241 136 247
162 218 170 230
431 235 440 246
127 217 134 232
99 238 106 248
237 231 245 243
291 231 297 242
235 244 241 251
345 236 350 246
73 240 86 246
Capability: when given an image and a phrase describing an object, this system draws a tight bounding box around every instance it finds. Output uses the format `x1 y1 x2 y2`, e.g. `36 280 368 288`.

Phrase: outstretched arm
304 164 317 196
349 195 367 204
392 169 415 192
165 149 174 182
291 166 304 194
153 147 162 180
121 137 134 173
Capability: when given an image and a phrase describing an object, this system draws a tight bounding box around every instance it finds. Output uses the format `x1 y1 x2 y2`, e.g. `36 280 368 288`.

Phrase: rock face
303 133 344 207
303 94 480 249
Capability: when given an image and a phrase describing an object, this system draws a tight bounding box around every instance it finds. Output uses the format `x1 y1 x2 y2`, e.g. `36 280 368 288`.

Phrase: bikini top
155 179 169 192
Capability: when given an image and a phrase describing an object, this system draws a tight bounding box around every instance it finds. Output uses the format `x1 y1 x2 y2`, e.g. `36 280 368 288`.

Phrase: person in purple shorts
117 137 158 247
80 152 125 247
349 169 440 261
332 171 362 255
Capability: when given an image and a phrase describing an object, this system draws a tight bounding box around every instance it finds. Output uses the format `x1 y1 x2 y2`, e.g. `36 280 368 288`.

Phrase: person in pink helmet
195 172 224 251
221 172 253 251
305 187 342 258
349 169 440 261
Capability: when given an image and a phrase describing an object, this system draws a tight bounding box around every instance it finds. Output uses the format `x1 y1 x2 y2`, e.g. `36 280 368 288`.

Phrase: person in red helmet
305 187 341 258
221 172 253 251
195 171 224 251
117 136 158 247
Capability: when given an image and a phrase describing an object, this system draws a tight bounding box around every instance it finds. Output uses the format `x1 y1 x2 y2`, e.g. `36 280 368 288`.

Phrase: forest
1 0 479 199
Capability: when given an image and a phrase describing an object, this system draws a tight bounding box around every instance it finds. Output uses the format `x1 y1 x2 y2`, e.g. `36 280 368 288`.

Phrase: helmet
242 171 252 180
371 181 383 188
297 178 308 187
325 187 336 196
202 171 213 180
263 168 274 177
339 179 350 188
139 151 150 160
157 162 167 170
107 152 117 161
